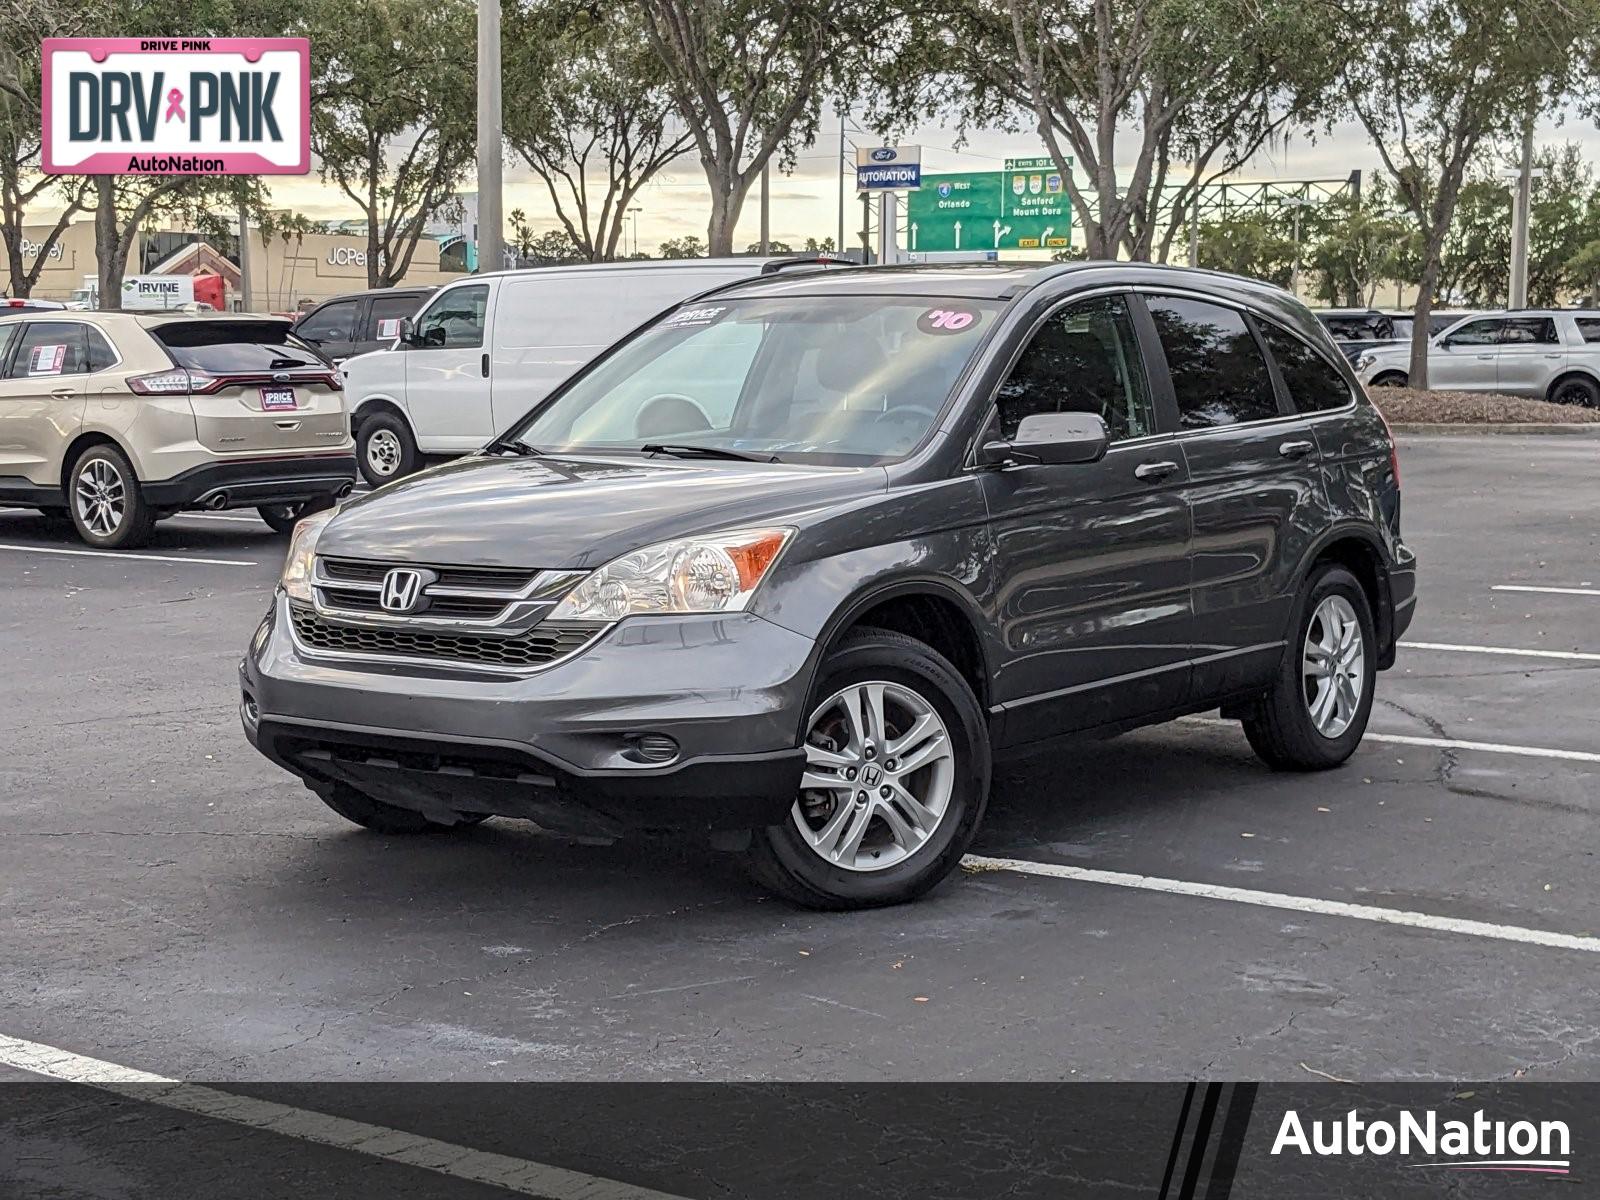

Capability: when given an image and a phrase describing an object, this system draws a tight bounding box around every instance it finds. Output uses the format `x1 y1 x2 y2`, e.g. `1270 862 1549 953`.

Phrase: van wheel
357 412 418 486
258 496 334 535
744 628 990 910
68 443 156 549
1242 564 1376 771
316 783 491 834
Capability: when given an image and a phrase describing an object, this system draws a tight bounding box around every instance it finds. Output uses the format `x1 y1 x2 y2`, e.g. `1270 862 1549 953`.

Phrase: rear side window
997 294 1155 442
150 321 326 372
0 322 18 369
6 322 88 378
1146 296 1279 429
296 300 358 344
1577 318 1600 344
1259 322 1352 413
1500 316 1557 345
414 285 488 348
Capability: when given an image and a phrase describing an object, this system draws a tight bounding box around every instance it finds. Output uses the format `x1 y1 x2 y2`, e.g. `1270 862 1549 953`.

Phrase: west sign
42 38 309 175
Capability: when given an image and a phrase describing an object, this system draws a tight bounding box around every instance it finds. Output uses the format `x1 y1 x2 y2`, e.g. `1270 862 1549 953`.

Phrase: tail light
1371 402 1400 489
128 368 220 395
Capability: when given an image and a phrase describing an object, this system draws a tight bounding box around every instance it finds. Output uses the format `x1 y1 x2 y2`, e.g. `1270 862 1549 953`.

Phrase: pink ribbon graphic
164 88 185 123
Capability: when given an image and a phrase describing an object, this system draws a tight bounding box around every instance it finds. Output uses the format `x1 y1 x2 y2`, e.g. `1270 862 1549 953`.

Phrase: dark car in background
243 262 1415 909
293 287 436 363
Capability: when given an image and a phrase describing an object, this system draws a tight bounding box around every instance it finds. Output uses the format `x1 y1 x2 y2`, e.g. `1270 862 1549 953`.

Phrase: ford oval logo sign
870 148 896 162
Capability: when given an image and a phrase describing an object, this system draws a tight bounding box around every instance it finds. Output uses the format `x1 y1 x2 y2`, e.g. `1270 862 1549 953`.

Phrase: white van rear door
488 267 761 431
404 281 495 451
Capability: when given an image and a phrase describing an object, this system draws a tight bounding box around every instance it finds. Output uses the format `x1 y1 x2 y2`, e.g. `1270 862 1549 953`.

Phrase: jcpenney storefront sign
42 37 308 175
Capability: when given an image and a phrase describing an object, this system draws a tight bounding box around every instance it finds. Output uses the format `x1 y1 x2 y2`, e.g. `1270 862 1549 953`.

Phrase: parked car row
1312 307 1479 362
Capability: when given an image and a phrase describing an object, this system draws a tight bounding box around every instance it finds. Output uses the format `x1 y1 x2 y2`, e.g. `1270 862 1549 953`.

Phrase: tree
505 3 690 262
1340 0 1598 386
877 0 1339 261
1303 181 1420 307
803 236 836 253
305 0 475 286
0 3 91 297
658 234 707 259
745 239 794 253
637 0 849 255
1189 211 1298 288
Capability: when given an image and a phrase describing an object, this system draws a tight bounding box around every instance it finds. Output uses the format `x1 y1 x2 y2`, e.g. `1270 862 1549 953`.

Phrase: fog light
241 691 259 726
626 733 679 764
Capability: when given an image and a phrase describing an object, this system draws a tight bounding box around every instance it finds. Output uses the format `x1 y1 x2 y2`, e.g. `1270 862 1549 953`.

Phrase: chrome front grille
310 556 585 631
289 603 603 671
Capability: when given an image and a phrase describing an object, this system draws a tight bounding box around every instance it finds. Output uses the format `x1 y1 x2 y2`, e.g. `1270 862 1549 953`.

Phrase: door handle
1475 353 1494 360
1278 439 1316 459
481 353 490 378
1134 460 1180 481
1543 353 1562 359
50 387 76 397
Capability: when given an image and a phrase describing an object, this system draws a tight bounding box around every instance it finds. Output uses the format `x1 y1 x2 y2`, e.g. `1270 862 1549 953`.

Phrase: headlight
279 508 337 602
550 527 795 621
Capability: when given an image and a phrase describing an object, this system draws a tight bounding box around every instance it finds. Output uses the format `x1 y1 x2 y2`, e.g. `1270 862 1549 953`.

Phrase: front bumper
241 595 816 835
143 453 358 511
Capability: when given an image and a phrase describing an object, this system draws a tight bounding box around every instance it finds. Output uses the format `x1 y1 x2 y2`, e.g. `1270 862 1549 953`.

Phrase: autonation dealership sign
41 38 309 175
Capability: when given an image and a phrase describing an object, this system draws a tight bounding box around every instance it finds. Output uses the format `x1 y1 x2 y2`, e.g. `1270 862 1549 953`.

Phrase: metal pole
237 204 253 312
759 161 770 255
877 192 897 265
475 0 504 274
837 120 846 254
1188 196 1199 267
1508 111 1534 309
1291 207 1302 299
861 192 871 261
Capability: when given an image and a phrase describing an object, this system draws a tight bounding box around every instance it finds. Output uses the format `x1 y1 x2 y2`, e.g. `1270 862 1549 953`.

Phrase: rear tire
67 443 155 549
1549 375 1600 408
357 411 419 486
1242 564 1376 771
258 495 335 535
317 783 491 834
744 628 990 910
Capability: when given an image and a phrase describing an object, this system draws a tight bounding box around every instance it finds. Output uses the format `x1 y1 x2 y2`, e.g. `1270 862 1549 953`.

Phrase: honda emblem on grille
379 568 427 613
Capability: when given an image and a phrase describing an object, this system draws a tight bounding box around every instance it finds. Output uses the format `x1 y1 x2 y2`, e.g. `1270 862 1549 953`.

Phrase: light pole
475 0 504 273
1279 196 1316 299
1501 153 1542 309
628 206 642 258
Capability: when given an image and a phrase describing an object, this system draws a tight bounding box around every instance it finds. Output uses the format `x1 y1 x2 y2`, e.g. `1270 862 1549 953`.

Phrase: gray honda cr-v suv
242 262 1416 909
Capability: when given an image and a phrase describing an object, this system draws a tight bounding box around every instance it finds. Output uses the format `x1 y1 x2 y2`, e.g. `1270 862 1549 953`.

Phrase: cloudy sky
193 106 1600 254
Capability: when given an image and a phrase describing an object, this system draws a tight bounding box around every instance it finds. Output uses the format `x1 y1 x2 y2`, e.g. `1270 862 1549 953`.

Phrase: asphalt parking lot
3 434 1598 1086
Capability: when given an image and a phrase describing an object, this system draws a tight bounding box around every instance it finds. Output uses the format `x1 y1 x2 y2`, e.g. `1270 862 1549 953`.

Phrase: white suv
1356 310 1600 406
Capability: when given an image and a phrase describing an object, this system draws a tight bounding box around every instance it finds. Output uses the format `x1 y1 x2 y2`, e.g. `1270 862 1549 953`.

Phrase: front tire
317 783 491 834
258 495 335 535
1369 371 1407 389
357 411 419 486
1242 564 1377 770
745 628 990 910
68 443 155 549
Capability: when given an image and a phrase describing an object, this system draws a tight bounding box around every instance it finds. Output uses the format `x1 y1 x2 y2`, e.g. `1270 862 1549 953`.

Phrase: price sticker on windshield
376 317 402 339
28 344 67 374
917 307 982 335
664 304 727 328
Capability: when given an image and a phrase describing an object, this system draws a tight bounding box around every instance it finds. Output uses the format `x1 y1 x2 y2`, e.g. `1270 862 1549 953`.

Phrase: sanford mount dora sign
42 38 309 175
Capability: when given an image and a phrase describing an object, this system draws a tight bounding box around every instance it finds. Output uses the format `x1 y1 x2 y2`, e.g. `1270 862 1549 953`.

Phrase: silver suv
1355 310 1600 406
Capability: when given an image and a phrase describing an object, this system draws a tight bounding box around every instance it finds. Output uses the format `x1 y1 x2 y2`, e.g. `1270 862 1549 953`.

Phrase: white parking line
963 857 1600 955
0 1033 690 1199
1402 640 1600 663
1187 716 1600 767
168 512 268 525
0 543 257 567
1491 584 1600 597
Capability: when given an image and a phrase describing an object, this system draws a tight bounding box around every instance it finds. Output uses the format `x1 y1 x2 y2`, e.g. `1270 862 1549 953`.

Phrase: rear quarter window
1259 321 1354 413
149 321 328 372
1573 318 1600 344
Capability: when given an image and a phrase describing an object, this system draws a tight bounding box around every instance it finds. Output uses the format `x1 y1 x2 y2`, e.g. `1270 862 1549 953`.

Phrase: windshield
512 296 1001 465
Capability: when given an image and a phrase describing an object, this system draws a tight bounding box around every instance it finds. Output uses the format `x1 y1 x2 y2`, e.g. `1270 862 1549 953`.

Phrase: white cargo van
342 257 840 485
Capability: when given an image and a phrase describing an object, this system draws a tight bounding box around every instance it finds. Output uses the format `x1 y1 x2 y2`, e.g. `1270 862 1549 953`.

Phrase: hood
317 453 887 569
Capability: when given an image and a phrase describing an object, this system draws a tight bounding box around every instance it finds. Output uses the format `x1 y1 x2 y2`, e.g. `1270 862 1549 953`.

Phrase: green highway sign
905 168 1072 254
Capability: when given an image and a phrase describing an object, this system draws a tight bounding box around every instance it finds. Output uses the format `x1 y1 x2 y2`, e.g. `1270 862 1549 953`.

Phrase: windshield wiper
482 437 542 457
640 442 778 463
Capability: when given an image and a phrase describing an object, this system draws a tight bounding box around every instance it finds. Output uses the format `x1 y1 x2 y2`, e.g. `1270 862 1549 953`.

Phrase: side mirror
981 411 1110 467
395 317 416 347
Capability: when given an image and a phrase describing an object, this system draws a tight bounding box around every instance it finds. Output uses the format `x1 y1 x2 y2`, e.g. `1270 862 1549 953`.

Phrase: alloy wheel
1302 594 1364 738
791 680 955 872
74 457 127 539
